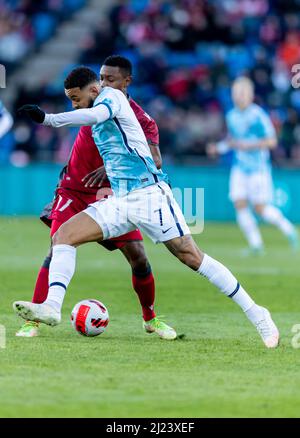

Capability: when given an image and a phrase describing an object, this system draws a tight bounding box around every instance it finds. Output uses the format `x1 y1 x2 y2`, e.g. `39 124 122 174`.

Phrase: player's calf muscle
165 235 204 270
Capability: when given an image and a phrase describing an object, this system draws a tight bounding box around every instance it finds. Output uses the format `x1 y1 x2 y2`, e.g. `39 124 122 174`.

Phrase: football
71 299 109 337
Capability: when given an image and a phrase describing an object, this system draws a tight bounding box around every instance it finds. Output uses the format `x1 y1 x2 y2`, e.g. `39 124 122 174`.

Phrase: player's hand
18 104 45 123
206 142 218 158
82 166 108 187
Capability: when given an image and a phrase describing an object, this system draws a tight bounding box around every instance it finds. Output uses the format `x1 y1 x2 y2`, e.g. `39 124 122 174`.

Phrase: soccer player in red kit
16 56 176 340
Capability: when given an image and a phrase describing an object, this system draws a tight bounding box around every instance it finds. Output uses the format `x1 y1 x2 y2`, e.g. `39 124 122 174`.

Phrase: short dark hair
103 55 132 76
64 66 98 90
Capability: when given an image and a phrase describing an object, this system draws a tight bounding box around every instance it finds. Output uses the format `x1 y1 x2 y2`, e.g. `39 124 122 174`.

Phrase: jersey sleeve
78 126 94 144
257 108 276 138
140 114 159 145
94 87 121 119
130 99 159 145
44 105 110 128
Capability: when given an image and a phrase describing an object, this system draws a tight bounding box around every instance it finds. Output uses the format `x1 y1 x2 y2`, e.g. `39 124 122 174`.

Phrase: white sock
261 205 295 237
245 303 265 324
236 208 263 249
198 254 255 312
44 244 76 312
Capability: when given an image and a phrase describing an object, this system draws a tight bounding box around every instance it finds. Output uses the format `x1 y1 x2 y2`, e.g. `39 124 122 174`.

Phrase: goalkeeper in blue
14 68 280 348
208 76 298 255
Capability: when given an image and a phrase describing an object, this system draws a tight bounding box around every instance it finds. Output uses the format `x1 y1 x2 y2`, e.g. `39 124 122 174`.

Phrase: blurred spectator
3 0 300 166
0 99 13 164
0 0 86 70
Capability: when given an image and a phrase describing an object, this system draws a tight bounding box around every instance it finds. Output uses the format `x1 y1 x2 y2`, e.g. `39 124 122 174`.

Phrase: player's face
99 66 131 93
65 84 99 109
232 83 254 109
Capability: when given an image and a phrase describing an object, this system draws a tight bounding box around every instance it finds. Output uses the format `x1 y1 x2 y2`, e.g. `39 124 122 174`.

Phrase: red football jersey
128 98 159 146
59 98 159 194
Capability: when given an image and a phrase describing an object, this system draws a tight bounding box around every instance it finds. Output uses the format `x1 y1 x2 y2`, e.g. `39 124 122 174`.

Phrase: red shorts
40 187 143 251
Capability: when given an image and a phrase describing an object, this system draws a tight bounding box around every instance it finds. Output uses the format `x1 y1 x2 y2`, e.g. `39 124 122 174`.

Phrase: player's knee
122 242 149 272
136 258 150 273
132 260 152 278
254 204 265 215
235 200 248 210
130 253 149 273
52 224 72 245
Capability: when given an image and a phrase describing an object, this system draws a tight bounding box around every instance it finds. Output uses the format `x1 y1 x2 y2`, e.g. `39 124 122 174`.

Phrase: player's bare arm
19 102 110 128
230 137 277 151
148 141 162 169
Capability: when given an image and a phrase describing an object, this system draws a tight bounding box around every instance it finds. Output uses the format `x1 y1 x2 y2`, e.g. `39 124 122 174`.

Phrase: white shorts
84 182 191 243
229 167 273 205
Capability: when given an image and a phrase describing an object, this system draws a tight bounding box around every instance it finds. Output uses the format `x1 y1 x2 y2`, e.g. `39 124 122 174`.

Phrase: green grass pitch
0 217 300 418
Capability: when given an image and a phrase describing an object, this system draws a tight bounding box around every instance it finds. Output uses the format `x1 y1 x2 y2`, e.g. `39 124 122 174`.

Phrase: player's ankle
143 312 156 322
44 299 61 312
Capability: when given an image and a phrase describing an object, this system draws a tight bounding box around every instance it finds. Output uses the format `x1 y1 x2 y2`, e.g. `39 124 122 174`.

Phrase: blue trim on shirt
113 117 133 153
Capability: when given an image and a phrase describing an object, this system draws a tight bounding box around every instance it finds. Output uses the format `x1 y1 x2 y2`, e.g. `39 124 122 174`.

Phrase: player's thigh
130 182 190 244
229 168 248 203
234 199 248 210
53 211 103 246
84 196 136 240
249 171 273 205
164 235 204 270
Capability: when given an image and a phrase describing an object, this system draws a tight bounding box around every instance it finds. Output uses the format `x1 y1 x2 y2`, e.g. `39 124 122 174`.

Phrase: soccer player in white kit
14 70 280 348
208 77 298 254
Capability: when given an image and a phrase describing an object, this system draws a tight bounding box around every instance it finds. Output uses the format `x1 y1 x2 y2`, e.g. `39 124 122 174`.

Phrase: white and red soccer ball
71 299 109 336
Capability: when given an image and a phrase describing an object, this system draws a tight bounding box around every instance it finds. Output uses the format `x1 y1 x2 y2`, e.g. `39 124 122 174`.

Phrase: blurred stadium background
2 1 300 419
1 0 300 219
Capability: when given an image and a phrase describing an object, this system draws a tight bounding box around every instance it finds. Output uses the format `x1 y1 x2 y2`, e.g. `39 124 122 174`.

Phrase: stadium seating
2 0 300 165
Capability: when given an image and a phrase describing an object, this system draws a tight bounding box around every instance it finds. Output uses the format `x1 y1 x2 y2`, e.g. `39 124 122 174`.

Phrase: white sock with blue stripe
197 254 255 312
44 244 76 311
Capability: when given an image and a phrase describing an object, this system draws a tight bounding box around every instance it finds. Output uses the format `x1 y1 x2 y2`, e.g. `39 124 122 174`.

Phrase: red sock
132 271 156 321
31 255 51 304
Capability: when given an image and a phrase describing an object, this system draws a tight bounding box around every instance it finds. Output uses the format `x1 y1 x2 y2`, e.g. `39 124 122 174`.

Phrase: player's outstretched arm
232 137 277 151
18 104 110 128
